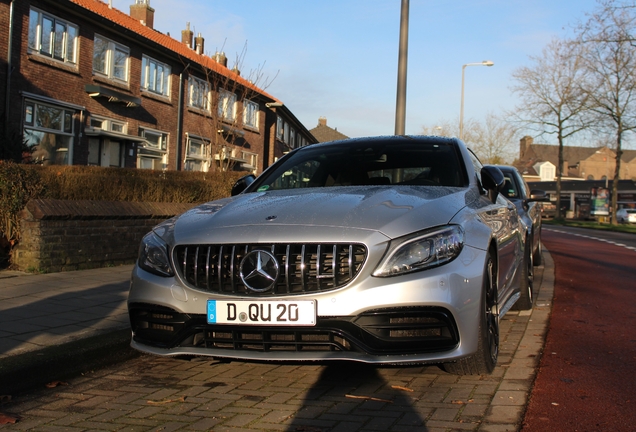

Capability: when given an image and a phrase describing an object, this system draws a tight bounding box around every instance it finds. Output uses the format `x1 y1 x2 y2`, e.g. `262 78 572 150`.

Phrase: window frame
138 127 169 170
93 34 130 83
28 7 78 65
276 116 284 140
243 99 259 129
218 89 237 122
90 115 127 134
242 151 258 171
186 137 208 160
140 127 168 152
188 76 210 111
141 55 171 97
23 100 76 166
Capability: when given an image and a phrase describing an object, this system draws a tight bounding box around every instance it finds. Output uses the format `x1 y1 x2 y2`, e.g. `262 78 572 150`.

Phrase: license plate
207 299 316 326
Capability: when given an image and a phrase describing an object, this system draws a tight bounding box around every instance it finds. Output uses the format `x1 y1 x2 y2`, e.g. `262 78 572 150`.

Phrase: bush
0 163 246 267
0 114 34 163
36 166 244 202
0 161 46 265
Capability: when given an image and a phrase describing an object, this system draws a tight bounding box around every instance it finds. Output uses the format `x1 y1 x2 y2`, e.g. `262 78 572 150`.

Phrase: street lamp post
394 0 409 136
459 60 494 140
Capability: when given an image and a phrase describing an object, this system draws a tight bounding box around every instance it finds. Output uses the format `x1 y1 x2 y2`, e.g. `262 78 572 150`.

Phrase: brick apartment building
515 136 636 182
0 0 317 173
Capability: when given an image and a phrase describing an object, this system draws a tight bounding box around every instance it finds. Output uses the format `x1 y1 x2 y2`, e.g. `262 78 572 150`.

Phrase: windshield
501 171 521 199
251 139 467 191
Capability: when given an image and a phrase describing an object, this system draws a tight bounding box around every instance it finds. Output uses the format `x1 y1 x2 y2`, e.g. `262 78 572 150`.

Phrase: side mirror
231 174 256 196
481 166 505 203
528 189 549 202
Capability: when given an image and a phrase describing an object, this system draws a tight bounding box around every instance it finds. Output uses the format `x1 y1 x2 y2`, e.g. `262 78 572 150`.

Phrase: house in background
0 0 316 173
309 117 349 143
515 136 636 182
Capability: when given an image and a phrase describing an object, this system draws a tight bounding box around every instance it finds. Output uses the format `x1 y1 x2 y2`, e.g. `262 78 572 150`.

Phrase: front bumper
127 245 488 364
129 304 459 363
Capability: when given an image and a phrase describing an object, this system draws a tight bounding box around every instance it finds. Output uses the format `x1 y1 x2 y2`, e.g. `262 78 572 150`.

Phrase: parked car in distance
538 201 556 219
495 165 548 310
617 208 636 224
129 136 526 375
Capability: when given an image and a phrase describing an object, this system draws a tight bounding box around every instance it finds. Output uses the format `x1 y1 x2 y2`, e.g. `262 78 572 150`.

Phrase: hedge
0 161 245 267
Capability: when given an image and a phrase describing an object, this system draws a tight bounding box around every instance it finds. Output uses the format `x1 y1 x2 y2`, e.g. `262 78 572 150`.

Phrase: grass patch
543 218 636 234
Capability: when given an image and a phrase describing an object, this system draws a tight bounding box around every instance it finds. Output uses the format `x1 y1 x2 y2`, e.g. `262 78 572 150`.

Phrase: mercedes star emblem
239 250 279 292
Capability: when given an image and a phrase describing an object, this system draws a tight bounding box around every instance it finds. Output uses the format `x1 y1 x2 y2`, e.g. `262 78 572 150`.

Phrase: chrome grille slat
205 247 211 290
285 245 291 294
300 244 306 292
194 246 199 287
174 243 367 296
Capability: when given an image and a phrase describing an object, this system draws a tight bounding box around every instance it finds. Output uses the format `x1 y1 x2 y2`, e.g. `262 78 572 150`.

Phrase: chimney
519 135 533 159
318 117 327 127
231 66 240 76
130 0 154 29
214 52 228 67
195 33 204 54
181 22 193 48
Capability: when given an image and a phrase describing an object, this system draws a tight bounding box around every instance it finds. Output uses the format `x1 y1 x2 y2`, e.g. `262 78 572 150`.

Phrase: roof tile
70 0 279 102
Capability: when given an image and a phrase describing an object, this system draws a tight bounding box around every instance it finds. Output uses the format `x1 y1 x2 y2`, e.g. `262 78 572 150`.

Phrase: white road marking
544 228 636 252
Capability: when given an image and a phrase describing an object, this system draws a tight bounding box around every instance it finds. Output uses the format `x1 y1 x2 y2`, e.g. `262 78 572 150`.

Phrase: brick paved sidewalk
0 253 554 431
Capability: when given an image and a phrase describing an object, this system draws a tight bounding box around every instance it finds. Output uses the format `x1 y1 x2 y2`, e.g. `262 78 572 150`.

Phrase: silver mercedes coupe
128 135 526 375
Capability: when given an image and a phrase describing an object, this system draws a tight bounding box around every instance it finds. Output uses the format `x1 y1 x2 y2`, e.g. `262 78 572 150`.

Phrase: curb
479 248 555 430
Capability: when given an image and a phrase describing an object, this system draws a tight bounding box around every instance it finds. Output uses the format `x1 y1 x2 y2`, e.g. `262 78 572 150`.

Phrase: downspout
5 0 15 135
176 64 191 170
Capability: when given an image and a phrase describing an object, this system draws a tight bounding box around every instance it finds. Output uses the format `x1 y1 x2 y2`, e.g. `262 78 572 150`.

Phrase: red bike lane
521 229 636 431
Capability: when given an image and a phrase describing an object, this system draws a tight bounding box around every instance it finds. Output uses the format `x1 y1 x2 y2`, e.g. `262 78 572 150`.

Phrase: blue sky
112 0 601 141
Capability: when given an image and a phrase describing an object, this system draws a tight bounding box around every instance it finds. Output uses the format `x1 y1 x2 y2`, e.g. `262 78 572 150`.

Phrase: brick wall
13 199 195 273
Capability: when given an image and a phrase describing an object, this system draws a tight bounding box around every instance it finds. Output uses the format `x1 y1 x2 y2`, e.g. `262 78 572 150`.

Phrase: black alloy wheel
513 242 534 311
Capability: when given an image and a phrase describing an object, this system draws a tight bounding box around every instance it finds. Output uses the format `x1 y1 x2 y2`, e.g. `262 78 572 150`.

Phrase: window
218 89 236 121
185 136 210 172
243 99 259 129
138 128 168 170
188 76 209 110
141 55 171 96
242 151 258 171
276 116 284 140
23 101 75 165
501 174 519 199
93 34 129 82
28 8 78 64
289 127 296 148
90 115 127 134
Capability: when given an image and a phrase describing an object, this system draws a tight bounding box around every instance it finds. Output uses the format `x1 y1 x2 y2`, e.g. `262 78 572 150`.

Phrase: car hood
160 186 473 244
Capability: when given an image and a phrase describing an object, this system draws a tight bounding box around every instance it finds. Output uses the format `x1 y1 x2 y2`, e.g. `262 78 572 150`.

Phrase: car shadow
284 362 429 431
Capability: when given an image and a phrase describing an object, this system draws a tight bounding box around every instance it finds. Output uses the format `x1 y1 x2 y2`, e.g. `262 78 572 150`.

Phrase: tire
513 244 534 311
443 252 499 375
532 238 542 266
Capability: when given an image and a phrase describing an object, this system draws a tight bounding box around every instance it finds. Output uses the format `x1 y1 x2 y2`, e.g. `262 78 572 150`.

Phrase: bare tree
509 37 591 219
182 37 276 174
576 0 636 224
421 114 517 164
470 113 518 164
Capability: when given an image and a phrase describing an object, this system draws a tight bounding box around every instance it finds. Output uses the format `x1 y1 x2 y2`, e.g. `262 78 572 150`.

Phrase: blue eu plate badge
207 300 217 323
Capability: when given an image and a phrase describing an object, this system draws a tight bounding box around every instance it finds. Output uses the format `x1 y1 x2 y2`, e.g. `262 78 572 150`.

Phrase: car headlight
373 225 464 277
138 231 174 277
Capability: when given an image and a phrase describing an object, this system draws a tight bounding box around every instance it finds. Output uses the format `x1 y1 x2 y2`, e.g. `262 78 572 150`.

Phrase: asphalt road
521 226 636 431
